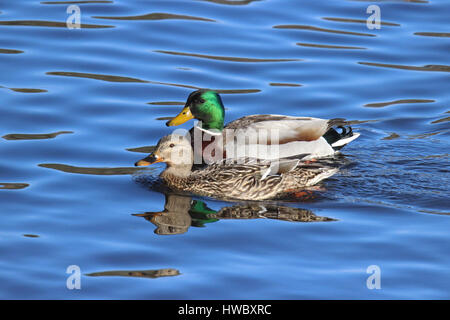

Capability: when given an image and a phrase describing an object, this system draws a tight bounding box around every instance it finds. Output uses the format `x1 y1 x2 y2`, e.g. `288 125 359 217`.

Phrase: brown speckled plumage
137 134 338 201
161 161 337 200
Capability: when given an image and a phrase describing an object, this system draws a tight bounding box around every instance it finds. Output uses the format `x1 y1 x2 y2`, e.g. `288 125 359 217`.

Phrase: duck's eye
169 143 175 148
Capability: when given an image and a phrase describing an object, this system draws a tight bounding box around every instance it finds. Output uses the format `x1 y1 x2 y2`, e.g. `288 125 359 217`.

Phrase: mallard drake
134 134 338 201
166 90 360 162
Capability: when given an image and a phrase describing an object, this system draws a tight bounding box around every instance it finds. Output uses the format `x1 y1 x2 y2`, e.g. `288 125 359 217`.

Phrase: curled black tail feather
336 126 353 137
323 125 354 150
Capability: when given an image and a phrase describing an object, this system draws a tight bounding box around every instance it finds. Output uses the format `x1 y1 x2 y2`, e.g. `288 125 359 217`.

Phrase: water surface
0 0 449 299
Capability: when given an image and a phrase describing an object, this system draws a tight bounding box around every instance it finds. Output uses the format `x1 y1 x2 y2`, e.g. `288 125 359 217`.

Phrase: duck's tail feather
323 125 360 151
305 167 339 186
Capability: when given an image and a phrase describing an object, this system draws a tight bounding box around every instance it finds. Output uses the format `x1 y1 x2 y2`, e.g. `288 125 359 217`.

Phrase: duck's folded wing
260 159 300 180
226 115 331 143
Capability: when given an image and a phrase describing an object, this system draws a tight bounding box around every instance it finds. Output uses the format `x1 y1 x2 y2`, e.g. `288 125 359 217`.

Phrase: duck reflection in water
86 268 180 279
133 192 336 236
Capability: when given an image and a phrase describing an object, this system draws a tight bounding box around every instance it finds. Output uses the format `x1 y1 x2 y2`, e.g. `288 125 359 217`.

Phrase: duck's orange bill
135 153 163 166
166 106 194 126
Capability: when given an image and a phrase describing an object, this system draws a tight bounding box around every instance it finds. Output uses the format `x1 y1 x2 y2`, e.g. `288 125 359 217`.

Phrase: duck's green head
166 90 225 130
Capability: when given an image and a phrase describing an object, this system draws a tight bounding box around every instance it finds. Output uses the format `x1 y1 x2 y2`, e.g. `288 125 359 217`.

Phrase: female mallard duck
134 134 338 201
166 90 359 162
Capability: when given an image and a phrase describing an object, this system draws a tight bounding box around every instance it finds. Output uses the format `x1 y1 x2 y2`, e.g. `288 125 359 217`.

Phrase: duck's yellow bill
135 153 163 166
166 106 194 126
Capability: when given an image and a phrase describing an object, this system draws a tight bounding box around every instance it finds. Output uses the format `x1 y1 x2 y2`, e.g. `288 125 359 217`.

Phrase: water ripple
154 50 300 62
358 62 450 72
46 71 148 83
273 24 375 37
147 101 184 106
86 268 181 279
0 48 23 54
364 99 435 108
0 20 113 29
297 43 366 50
414 32 450 38
0 183 29 190
5 88 48 93
41 1 113 4
349 0 429 3
2 131 73 140
93 13 216 22
269 82 302 87
201 0 262 5
23 234 40 238
431 116 450 124
322 17 400 27
46 71 261 93
38 163 144 175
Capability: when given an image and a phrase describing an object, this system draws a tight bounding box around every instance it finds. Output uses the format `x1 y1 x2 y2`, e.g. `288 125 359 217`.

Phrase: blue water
0 0 449 299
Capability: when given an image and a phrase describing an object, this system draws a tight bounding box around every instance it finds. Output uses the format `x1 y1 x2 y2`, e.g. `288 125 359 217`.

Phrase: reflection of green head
185 90 225 130
189 200 219 227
